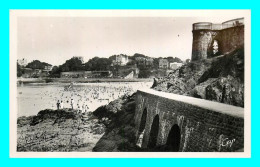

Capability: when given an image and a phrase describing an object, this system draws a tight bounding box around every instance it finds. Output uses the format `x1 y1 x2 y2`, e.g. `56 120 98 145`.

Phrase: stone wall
191 30 219 61
134 89 244 152
220 25 244 54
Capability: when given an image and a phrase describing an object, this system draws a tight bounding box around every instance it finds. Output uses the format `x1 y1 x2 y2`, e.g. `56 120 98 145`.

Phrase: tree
166 57 175 63
96 58 112 71
17 63 23 77
153 58 160 69
138 69 152 78
173 57 183 63
26 60 52 69
166 57 183 63
108 55 117 61
49 66 61 78
60 56 84 72
85 57 112 71
126 60 137 66
132 53 147 60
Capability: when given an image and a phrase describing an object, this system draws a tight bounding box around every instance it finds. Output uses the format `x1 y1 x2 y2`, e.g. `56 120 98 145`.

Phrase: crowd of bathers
52 82 151 113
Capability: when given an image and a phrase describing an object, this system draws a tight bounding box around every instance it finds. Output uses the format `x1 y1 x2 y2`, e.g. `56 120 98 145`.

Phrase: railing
222 18 244 29
212 24 222 30
193 18 244 30
193 22 212 30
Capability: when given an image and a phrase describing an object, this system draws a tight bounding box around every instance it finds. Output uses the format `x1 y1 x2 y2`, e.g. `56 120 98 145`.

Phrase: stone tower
191 18 244 62
191 22 220 61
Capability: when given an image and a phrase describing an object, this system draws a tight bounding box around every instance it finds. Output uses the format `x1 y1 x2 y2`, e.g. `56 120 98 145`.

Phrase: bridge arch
138 108 147 134
166 124 181 152
136 108 147 147
148 114 160 149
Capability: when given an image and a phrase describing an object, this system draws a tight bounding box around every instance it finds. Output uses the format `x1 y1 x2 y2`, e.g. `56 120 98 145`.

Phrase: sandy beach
17 81 152 152
17 82 152 117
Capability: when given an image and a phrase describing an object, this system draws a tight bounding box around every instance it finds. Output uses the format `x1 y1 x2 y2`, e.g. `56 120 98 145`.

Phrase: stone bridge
134 89 244 152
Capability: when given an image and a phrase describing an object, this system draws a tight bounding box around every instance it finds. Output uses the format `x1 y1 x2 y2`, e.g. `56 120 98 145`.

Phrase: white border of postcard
9 9 251 158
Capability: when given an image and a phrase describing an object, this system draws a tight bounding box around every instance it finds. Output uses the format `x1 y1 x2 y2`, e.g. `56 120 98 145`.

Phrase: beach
17 81 152 152
17 81 152 117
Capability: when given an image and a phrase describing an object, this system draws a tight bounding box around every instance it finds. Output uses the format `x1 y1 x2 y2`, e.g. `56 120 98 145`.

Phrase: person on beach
70 99 74 110
77 103 81 114
82 102 85 114
60 100 64 109
57 100 60 110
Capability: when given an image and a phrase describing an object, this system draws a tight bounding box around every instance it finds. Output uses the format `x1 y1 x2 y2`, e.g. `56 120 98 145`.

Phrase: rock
205 76 244 107
17 109 106 152
17 116 33 127
152 47 244 107
93 93 137 152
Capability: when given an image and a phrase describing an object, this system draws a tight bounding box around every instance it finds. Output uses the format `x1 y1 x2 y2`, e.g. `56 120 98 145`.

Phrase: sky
17 16 244 66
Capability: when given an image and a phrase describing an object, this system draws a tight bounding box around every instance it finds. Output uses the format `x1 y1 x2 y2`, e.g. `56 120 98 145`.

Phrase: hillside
152 48 244 107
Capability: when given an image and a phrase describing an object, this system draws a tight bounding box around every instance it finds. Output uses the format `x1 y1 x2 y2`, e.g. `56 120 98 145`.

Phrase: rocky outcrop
153 48 244 107
17 109 106 152
92 93 141 152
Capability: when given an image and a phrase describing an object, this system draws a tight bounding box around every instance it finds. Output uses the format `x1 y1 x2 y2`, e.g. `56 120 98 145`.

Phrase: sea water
17 82 152 117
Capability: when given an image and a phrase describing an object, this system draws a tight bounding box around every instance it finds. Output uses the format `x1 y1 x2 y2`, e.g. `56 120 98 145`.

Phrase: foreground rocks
17 94 145 152
17 95 140 152
92 93 142 152
17 109 106 152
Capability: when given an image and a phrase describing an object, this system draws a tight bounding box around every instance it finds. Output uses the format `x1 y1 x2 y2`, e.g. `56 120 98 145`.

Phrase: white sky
17 16 245 66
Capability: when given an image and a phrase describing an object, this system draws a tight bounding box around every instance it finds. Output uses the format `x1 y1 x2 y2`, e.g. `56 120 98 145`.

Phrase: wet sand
17 82 152 117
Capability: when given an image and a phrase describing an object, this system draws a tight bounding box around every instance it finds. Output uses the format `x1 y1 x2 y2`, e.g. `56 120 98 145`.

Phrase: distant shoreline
17 78 153 84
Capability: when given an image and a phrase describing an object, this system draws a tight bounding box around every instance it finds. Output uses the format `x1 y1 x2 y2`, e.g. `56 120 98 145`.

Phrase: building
60 71 112 78
135 57 146 66
21 68 33 78
114 54 129 66
17 58 28 67
145 58 154 67
44 65 53 71
124 71 134 79
21 68 47 78
116 66 139 79
159 59 169 69
91 71 113 78
169 62 183 70
60 71 86 78
135 57 154 68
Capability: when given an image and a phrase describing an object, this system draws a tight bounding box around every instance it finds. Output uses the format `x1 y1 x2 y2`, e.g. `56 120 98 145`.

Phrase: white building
17 58 28 67
159 59 169 69
124 71 134 79
115 54 129 66
44 65 53 71
169 62 183 70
